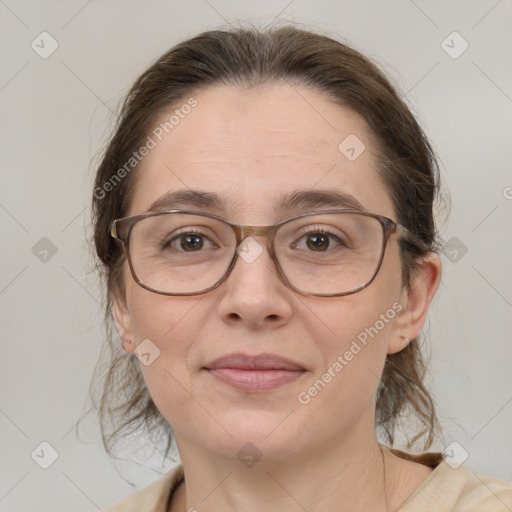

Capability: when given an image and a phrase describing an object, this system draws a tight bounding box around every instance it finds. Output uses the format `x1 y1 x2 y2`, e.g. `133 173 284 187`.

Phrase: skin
113 83 442 512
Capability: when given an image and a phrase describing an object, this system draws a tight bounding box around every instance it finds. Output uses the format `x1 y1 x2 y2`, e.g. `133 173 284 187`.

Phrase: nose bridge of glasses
234 224 275 258
235 226 276 254
240 225 271 239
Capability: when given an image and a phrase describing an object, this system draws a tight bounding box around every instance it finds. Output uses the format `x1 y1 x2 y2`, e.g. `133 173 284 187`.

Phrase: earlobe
387 252 442 355
387 331 410 355
112 296 135 354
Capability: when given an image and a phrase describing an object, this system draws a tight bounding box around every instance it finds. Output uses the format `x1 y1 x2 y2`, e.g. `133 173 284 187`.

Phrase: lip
203 353 307 392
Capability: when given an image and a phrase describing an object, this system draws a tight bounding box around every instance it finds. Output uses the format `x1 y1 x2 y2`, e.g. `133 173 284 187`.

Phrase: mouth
203 353 307 392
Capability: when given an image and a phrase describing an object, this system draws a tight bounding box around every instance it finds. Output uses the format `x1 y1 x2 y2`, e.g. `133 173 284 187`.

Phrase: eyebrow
146 188 365 216
277 189 365 214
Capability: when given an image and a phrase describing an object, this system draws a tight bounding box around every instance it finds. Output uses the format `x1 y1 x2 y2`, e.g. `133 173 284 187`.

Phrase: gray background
1 1 511 510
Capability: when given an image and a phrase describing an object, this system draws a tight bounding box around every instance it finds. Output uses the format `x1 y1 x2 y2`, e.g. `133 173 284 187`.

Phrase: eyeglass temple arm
111 220 125 240
110 221 118 239
395 224 430 252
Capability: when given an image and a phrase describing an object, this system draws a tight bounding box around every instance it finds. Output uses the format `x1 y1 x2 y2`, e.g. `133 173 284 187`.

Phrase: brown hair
91 24 442 457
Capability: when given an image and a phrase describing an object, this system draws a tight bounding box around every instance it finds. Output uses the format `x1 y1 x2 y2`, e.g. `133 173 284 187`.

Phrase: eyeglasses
110 209 427 297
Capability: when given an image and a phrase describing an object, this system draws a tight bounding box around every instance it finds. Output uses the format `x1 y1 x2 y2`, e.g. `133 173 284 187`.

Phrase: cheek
305 293 395 380
305 252 402 362
297 248 403 400
126 290 206 431
294 296 398 434
123 259 202 344
123 273 202 391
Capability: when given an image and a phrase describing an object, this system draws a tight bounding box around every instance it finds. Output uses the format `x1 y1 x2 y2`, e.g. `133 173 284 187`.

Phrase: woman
92 25 512 511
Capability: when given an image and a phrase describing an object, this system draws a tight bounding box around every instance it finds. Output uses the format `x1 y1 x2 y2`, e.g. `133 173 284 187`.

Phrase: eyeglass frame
110 209 428 297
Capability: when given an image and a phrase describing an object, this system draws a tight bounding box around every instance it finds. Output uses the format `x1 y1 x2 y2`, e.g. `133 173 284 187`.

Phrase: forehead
128 83 396 221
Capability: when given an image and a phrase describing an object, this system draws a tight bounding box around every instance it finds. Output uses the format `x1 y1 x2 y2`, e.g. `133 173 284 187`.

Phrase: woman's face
115 84 422 462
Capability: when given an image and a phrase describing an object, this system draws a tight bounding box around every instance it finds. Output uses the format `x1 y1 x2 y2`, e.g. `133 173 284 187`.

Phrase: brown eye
179 234 204 251
306 233 330 251
164 231 215 252
293 230 344 253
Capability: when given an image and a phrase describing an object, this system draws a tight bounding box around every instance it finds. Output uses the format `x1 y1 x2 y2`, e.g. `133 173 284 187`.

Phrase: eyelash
163 229 216 250
293 226 346 249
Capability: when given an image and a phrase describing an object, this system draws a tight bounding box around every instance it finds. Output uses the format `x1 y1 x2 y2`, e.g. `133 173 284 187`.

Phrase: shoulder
104 465 183 512
398 456 512 512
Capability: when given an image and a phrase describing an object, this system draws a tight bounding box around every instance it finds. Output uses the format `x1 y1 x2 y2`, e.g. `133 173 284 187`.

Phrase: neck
173 435 393 512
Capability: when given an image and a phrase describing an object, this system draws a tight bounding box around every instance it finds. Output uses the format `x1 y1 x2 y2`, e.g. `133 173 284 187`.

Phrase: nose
216 236 293 329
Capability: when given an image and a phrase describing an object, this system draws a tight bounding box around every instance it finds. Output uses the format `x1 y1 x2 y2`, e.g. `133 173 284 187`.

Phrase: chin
188 408 310 463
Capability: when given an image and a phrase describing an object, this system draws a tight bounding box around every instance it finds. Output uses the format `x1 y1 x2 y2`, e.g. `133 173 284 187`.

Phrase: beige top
105 450 512 512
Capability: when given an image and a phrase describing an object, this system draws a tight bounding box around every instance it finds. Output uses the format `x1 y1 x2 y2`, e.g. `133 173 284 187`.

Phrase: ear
112 295 136 354
388 252 442 354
